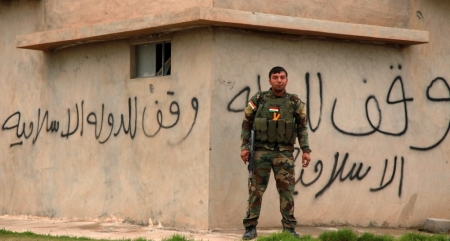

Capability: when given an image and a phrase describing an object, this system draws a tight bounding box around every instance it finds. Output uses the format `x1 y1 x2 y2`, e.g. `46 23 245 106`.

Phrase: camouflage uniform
241 88 311 229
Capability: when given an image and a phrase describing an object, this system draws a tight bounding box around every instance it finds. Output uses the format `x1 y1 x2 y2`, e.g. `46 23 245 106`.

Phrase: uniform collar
269 88 287 97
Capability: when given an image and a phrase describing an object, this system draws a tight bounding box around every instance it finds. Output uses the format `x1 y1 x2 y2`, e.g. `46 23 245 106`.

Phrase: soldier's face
269 71 288 94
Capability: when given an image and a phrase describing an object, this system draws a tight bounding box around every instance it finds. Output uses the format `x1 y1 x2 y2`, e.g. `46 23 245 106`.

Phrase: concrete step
423 218 450 234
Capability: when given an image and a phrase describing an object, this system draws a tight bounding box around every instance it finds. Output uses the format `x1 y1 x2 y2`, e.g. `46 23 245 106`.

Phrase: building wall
209 0 450 228
213 0 410 28
208 23 450 228
1 0 450 230
1 1 212 229
40 0 213 30
39 0 410 30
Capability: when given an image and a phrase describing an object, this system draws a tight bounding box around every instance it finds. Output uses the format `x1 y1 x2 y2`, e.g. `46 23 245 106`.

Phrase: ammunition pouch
254 117 296 144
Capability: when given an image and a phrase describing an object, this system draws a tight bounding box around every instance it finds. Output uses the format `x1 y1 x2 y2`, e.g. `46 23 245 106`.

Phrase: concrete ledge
423 218 450 234
16 7 430 51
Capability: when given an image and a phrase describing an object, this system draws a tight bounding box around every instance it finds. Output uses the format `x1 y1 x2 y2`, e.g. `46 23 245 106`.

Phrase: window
131 41 171 78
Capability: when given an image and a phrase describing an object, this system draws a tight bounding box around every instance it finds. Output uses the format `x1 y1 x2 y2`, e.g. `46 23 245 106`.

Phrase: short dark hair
269 66 288 79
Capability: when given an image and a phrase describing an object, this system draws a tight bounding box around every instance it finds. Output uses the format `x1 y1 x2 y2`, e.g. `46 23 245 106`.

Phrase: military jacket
241 88 311 153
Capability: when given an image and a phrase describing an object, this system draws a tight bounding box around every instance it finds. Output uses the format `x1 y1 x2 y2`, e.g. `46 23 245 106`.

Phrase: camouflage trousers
243 149 297 228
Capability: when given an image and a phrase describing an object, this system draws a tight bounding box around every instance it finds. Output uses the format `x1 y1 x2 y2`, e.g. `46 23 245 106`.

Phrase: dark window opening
132 41 171 78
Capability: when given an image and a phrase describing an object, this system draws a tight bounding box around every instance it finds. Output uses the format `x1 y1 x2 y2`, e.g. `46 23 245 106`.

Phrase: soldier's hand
240 149 250 164
302 152 311 168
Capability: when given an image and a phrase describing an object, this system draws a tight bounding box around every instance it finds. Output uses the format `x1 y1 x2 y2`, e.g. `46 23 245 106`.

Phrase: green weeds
1 228 449 241
161 234 195 241
255 229 449 241
256 231 315 241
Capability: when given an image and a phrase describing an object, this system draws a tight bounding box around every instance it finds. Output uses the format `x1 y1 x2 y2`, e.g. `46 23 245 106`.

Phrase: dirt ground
0 215 423 241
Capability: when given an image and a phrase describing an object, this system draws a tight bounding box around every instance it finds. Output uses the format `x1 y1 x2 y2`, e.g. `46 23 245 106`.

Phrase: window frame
130 39 172 79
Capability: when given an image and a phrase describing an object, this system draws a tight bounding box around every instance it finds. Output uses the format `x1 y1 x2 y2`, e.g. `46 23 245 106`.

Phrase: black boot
283 228 299 238
242 225 257 240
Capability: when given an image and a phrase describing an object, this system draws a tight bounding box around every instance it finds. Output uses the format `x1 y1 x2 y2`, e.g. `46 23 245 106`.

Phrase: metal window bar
156 42 171 76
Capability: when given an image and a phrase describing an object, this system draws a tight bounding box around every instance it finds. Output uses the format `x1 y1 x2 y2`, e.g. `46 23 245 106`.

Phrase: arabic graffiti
1 110 60 147
295 152 404 198
332 76 414 136
369 156 404 197
226 69 448 198
227 71 449 151
306 72 323 133
2 95 199 147
142 97 199 145
227 75 261 113
410 77 450 151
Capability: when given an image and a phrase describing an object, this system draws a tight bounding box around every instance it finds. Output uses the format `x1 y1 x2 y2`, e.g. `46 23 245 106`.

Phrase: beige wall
2 0 450 230
209 25 450 228
214 0 410 28
41 0 213 30
1 1 212 228
39 0 410 30
209 0 450 228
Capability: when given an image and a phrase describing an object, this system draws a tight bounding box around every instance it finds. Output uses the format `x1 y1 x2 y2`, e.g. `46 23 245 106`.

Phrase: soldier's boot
283 228 299 238
242 225 257 240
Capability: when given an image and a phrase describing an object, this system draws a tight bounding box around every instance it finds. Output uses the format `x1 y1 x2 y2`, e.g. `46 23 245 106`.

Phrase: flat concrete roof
16 7 429 51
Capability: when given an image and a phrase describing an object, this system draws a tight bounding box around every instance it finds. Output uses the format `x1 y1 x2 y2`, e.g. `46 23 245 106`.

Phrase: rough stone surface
423 218 450 234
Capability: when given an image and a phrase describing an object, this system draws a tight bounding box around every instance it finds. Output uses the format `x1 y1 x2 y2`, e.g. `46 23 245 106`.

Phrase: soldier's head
268 66 288 95
269 66 288 79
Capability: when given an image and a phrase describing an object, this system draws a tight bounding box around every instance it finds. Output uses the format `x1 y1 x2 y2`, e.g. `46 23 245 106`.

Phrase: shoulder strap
256 91 267 107
254 91 268 118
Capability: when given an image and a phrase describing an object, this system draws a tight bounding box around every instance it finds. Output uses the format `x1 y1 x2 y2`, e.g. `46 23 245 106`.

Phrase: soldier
240 66 311 239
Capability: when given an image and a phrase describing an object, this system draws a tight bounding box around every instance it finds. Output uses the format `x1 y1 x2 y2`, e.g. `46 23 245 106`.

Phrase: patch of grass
0 229 198 241
319 228 358 241
358 232 395 241
398 232 450 241
161 234 195 241
1 228 450 241
0 228 152 241
132 238 151 241
256 231 315 241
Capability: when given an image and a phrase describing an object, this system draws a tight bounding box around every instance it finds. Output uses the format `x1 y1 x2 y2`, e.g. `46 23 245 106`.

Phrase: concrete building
1 0 449 230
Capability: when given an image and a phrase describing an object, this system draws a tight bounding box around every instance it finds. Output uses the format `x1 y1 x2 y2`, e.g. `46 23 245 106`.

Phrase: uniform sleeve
241 92 259 150
294 100 312 153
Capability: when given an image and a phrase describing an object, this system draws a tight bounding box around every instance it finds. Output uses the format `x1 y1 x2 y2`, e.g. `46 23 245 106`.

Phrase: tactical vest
253 92 297 144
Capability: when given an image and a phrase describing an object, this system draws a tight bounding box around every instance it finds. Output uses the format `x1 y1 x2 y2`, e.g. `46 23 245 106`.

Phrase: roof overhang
16 6 430 51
